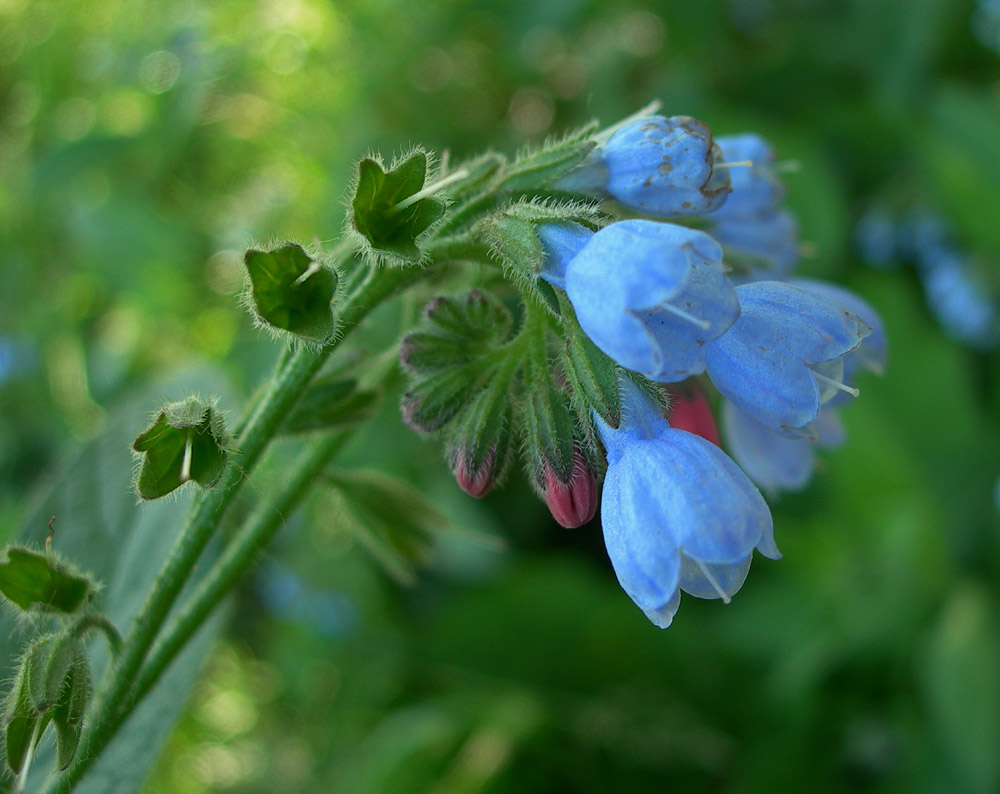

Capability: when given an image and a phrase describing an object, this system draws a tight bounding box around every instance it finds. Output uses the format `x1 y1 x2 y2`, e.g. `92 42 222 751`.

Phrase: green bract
131 397 231 500
243 243 338 343
350 150 446 263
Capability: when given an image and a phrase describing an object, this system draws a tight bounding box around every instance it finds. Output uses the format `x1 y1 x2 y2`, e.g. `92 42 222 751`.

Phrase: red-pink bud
453 447 495 498
666 386 720 446
542 449 598 528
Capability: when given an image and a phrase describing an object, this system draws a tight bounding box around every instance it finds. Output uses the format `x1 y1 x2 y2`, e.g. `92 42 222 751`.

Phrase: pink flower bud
666 386 721 446
543 449 598 528
453 447 495 498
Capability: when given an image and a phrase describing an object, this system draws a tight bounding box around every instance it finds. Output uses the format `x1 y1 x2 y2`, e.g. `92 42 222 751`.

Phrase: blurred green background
2 0 1000 792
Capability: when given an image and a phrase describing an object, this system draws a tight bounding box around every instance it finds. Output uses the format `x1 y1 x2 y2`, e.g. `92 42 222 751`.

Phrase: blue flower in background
711 207 800 278
857 206 998 351
597 380 778 628
541 220 740 382
705 281 870 437
558 115 731 217
722 400 845 494
705 133 799 278
712 133 785 217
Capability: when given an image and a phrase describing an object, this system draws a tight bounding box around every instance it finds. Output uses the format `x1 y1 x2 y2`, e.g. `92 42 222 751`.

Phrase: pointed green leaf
132 397 230 500
324 470 449 585
281 375 378 435
243 243 337 342
0 548 93 614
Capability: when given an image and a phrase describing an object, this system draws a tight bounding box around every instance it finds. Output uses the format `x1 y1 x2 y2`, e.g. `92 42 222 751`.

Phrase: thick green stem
135 431 349 707
47 263 422 794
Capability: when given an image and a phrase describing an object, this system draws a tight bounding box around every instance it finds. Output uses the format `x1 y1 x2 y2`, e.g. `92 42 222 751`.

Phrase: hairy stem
47 262 423 794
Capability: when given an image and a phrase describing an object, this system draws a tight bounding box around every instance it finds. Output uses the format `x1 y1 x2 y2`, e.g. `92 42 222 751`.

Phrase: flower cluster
532 113 885 625
392 109 885 628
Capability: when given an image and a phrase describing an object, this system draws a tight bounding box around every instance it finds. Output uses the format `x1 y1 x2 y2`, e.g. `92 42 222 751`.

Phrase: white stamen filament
292 260 323 286
389 168 470 214
180 433 193 483
696 559 732 604
811 369 860 398
715 159 753 169
663 301 712 330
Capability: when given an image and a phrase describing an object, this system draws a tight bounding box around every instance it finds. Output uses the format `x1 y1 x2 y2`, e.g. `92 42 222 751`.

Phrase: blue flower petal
678 553 752 600
705 281 870 433
711 133 785 217
565 220 739 381
601 115 731 217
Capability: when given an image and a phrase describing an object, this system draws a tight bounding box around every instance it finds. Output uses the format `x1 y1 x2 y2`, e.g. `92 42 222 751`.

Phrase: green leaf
0 548 93 614
350 151 446 263
1 368 233 792
132 396 230 500
281 375 378 435
243 243 337 342
324 470 450 585
922 583 1000 794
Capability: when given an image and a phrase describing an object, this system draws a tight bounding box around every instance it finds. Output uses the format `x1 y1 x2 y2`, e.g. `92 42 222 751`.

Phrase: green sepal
243 243 337 343
560 301 622 429
26 634 87 716
501 121 599 191
52 641 90 770
399 291 513 375
520 330 576 486
447 152 505 202
480 214 544 286
350 150 446 264
477 199 606 306
400 364 485 434
3 661 39 775
132 397 231 500
323 470 449 585
0 547 94 614
445 368 516 481
280 375 378 435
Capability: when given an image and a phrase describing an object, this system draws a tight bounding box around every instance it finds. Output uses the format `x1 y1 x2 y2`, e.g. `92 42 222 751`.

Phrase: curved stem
47 263 424 794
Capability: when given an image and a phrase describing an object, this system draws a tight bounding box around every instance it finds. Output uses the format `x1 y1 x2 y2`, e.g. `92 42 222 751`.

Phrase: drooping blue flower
705 281 870 437
540 220 740 382
558 115 731 216
597 380 779 628
793 278 887 381
703 133 799 278
711 207 800 278
722 400 845 494
711 133 785 217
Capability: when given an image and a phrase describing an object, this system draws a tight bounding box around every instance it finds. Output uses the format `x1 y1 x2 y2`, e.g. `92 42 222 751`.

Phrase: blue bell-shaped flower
596 380 778 628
